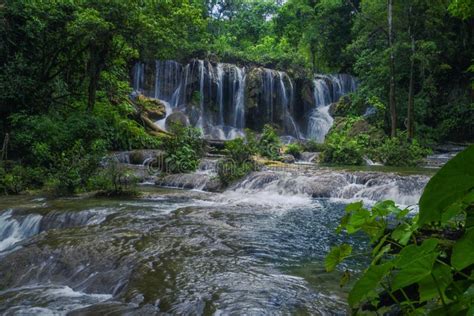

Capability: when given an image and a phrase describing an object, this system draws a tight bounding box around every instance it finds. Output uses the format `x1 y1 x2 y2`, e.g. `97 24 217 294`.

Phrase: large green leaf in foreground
419 145 474 225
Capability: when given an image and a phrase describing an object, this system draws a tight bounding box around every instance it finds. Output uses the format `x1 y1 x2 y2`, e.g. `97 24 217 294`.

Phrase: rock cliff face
132 59 357 141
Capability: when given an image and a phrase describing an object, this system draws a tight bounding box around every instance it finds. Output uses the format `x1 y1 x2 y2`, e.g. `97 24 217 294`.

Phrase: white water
0 285 112 315
133 60 357 140
307 75 357 142
227 170 428 207
0 210 42 253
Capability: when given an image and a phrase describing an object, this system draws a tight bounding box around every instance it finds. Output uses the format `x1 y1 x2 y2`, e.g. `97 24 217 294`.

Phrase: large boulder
134 94 167 121
281 154 296 164
165 111 190 130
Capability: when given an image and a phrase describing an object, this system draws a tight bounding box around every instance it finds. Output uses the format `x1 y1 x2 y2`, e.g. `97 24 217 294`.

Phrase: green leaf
391 222 418 246
392 239 439 290
419 145 474 225
340 270 351 288
347 208 371 234
372 200 401 216
325 244 352 272
372 244 391 265
451 229 474 270
348 262 393 307
346 201 363 212
418 263 453 302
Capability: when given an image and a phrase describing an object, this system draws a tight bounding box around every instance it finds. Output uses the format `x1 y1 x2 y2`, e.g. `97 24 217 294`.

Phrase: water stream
0 168 429 315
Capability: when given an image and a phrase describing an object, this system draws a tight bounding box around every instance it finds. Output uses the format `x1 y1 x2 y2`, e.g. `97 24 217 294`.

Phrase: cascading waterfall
307 74 357 142
216 64 225 126
132 62 145 93
278 71 300 138
233 66 245 129
132 60 356 140
262 69 275 123
197 60 206 130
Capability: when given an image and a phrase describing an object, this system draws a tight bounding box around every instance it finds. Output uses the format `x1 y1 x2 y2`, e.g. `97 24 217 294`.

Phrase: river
0 167 430 315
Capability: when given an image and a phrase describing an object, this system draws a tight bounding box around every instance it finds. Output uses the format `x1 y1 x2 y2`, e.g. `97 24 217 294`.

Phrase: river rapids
0 167 430 315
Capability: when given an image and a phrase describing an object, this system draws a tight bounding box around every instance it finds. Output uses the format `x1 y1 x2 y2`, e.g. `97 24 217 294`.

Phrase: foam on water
0 210 42 253
0 285 112 315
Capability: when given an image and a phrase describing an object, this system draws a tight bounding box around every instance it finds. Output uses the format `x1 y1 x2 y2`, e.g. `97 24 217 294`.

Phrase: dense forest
0 0 473 314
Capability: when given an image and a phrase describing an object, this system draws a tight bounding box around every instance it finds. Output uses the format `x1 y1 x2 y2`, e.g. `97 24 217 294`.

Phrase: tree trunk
388 0 397 137
407 26 415 140
87 44 107 112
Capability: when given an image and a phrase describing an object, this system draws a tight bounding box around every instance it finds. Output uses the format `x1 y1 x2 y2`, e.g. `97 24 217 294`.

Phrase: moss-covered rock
245 67 263 110
329 95 352 117
165 111 190 130
134 94 166 121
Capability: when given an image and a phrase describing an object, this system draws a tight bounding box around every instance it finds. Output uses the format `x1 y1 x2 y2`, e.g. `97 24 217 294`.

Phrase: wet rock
128 150 164 165
245 67 263 110
134 95 166 121
281 154 296 164
300 152 319 162
156 173 212 190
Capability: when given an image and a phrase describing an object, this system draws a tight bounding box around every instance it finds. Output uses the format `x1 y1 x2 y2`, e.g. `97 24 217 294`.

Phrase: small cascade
228 170 428 207
307 74 357 142
0 211 42 253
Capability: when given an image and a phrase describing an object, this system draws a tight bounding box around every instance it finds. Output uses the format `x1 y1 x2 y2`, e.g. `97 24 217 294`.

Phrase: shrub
258 124 281 160
302 139 326 152
321 132 364 165
88 158 139 196
162 124 203 173
218 133 259 186
375 134 431 166
0 162 47 194
284 143 302 159
45 140 106 195
224 137 255 164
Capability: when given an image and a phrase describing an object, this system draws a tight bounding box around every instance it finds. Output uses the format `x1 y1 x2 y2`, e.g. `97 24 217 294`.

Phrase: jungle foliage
326 145 474 314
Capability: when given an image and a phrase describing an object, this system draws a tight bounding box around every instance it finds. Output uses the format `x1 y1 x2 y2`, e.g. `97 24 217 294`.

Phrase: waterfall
132 62 145 93
278 72 301 138
262 69 275 123
216 64 225 126
307 74 357 142
197 60 205 130
233 66 245 129
131 60 356 140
